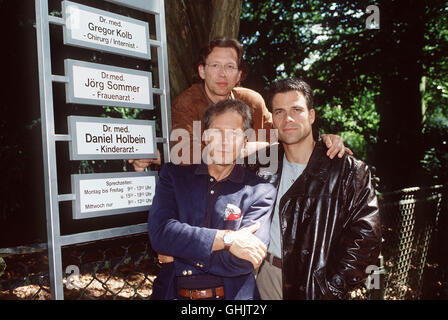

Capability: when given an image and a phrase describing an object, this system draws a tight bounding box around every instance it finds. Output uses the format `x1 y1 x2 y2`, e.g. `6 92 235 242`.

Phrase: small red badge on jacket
224 204 241 221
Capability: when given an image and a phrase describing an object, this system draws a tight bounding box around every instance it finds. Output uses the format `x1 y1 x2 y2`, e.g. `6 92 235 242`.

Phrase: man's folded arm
204 183 276 277
326 162 382 298
149 165 276 277
148 165 217 267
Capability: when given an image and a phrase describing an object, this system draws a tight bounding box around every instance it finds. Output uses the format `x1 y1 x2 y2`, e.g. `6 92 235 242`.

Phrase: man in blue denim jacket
148 99 277 300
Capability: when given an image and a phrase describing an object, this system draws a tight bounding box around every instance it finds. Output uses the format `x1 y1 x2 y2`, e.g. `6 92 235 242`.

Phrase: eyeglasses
205 63 239 74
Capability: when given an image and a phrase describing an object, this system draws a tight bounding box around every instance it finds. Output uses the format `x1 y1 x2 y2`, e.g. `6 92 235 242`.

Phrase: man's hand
321 134 354 159
158 222 267 269
158 253 174 264
129 150 161 171
229 222 267 269
240 141 270 158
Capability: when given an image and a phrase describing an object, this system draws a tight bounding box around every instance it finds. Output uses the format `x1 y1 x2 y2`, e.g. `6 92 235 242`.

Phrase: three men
148 99 276 300
131 38 349 170
147 37 381 300
256 78 381 300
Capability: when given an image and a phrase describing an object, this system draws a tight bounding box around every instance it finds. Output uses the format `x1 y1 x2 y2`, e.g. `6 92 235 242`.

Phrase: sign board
71 171 157 219
64 59 153 109
68 116 157 160
36 0 171 299
62 0 151 59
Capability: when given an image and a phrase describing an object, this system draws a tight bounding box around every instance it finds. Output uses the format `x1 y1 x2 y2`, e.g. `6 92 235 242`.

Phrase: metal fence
379 185 446 299
0 185 446 300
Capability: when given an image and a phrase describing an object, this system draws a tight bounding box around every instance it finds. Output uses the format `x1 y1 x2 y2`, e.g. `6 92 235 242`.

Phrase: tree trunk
372 0 428 190
164 0 242 100
210 0 242 40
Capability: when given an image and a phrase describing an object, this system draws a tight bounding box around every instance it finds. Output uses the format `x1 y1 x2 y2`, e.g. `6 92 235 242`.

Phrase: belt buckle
198 289 207 298
189 289 203 299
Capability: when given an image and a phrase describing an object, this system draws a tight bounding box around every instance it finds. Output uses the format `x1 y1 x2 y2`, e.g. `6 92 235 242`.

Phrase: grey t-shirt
267 154 306 258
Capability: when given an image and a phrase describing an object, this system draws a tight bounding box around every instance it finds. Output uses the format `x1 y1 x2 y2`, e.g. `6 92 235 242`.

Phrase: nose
217 66 226 77
286 112 295 123
221 130 234 144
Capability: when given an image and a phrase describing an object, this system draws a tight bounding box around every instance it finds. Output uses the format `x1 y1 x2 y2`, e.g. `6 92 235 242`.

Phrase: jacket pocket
223 218 242 231
313 266 337 300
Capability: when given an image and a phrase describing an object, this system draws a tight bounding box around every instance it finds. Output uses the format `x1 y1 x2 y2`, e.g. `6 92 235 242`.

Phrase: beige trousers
256 259 283 300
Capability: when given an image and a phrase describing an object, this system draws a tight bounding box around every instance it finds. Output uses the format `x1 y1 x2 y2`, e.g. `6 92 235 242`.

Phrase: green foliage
421 78 448 183
240 0 448 187
241 0 382 162
316 88 379 158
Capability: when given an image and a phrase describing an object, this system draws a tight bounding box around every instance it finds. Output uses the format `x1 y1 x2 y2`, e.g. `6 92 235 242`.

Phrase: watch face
223 232 233 245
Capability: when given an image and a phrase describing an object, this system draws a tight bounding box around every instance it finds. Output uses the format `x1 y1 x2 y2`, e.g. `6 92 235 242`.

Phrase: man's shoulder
232 87 265 105
241 165 276 189
323 152 371 182
177 83 203 95
311 140 370 175
342 154 371 175
241 167 277 203
172 83 207 107
161 162 198 177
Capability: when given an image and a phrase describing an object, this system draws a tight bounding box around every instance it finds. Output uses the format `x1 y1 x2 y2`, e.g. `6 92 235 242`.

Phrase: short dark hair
203 99 253 131
192 37 248 83
267 78 314 111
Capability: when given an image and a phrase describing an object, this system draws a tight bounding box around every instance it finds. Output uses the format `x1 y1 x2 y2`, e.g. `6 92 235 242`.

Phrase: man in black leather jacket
255 78 381 300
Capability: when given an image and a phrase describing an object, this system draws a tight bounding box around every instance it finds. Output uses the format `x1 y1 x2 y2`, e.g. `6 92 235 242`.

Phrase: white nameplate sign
72 172 157 219
68 116 157 160
65 59 152 109
62 0 151 59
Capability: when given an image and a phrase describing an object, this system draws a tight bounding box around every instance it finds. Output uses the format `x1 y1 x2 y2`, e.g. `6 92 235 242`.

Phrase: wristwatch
223 230 234 250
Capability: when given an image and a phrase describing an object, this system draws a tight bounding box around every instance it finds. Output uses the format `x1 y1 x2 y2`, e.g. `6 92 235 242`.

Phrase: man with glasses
168 37 273 165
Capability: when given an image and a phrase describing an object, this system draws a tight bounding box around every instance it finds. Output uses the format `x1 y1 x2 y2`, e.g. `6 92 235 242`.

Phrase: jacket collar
194 162 245 183
279 136 330 197
301 137 330 185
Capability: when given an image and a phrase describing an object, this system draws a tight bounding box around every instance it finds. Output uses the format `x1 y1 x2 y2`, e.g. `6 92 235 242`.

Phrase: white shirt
267 154 306 258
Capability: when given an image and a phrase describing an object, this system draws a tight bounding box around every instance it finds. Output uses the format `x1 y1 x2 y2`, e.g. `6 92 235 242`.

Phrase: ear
202 128 210 146
198 64 206 80
309 109 315 125
243 134 248 148
271 111 278 129
236 69 242 83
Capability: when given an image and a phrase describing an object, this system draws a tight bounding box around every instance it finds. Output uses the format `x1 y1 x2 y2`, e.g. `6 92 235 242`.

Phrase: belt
266 252 282 269
179 286 224 299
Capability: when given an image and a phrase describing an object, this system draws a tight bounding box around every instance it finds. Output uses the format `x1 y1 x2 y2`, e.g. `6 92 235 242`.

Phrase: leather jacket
252 138 381 299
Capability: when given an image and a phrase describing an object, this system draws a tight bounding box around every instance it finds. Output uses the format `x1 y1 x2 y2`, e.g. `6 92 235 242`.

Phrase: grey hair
203 99 253 131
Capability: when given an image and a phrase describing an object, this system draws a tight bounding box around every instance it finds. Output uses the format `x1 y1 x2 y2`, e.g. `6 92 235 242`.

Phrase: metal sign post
35 0 171 299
